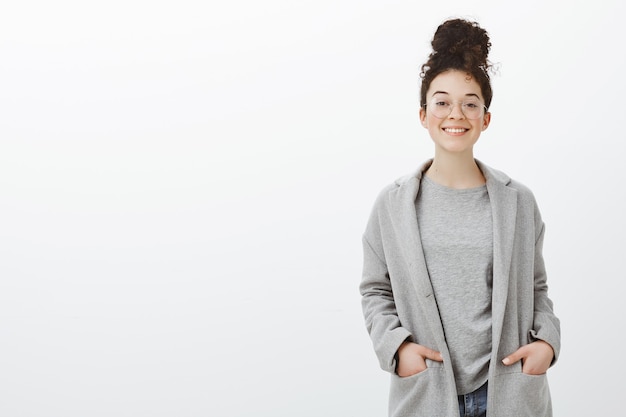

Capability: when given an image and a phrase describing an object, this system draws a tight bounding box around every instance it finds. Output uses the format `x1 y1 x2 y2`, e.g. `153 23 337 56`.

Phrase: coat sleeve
359 199 412 374
530 211 561 365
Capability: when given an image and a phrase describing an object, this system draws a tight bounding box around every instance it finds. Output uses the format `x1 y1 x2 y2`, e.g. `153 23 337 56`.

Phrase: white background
1 1 624 416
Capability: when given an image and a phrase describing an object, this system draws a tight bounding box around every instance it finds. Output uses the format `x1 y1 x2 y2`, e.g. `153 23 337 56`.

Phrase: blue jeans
458 381 488 417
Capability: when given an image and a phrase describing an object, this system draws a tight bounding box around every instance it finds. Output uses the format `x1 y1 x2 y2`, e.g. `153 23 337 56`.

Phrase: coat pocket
388 362 457 417
490 372 552 417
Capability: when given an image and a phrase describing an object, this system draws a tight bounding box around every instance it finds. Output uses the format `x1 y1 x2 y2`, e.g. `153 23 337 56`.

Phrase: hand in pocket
396 342 443 377
502 340 554 375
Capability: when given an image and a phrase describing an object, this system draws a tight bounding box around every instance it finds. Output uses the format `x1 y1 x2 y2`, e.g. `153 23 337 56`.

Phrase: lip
442 127 469 135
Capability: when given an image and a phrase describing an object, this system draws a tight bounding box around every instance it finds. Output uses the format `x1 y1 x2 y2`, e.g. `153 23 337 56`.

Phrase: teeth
444 128 466 133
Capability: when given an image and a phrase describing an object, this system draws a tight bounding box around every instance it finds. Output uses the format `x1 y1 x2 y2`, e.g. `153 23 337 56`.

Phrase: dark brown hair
420 19 493 109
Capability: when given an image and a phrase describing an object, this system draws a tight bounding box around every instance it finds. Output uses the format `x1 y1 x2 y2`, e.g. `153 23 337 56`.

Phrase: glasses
425 96 487 120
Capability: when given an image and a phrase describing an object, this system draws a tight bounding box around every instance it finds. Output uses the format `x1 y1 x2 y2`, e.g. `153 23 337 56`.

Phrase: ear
481 112 491 131
419 107 427 127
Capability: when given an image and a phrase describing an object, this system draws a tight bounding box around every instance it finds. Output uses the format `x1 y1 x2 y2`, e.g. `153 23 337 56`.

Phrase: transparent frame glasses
425 96 488 120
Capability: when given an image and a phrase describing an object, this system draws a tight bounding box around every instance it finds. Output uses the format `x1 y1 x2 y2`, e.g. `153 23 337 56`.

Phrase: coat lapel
478 161 518 354
389 162 449 346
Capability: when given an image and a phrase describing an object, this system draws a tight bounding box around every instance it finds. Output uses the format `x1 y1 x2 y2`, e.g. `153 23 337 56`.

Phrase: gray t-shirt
415 175 493 395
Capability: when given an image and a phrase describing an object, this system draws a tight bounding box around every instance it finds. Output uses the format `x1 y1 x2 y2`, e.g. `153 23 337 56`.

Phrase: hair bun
419 18 494 109
430 18 491 69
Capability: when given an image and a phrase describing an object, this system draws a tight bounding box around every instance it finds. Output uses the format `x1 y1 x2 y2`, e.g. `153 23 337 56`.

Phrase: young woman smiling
360 18 560 417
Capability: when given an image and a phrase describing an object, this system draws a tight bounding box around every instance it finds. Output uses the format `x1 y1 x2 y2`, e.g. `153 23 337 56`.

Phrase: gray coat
360 160 561 417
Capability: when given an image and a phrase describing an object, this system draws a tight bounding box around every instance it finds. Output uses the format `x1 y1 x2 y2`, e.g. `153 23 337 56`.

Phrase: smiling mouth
443 128 468 133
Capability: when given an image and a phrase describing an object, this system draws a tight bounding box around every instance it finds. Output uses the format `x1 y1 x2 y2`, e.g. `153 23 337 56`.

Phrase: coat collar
394 158 512 188
389 159 517 356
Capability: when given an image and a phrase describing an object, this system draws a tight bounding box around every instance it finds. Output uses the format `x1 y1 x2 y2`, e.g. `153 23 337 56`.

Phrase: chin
435 140 474 152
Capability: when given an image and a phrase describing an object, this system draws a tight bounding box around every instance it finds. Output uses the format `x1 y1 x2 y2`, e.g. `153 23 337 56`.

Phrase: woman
359 18 560 417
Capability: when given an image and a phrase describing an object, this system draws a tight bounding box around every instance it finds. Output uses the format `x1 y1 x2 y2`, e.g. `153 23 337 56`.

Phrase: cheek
421 114 438 129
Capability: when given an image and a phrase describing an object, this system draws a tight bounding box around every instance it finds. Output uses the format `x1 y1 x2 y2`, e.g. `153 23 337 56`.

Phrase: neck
425 153 485 189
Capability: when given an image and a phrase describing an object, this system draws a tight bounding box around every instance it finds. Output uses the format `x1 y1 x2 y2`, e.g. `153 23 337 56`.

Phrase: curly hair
420 19 494 109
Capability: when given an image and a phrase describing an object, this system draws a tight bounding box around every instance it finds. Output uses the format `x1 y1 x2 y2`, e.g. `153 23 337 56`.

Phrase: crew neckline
421 174 487 194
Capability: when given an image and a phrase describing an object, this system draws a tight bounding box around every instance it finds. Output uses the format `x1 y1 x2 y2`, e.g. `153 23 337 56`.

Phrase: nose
448 102 465 119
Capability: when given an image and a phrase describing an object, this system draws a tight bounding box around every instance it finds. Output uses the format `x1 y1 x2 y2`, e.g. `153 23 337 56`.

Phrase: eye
464 102 480 109
433 100 449 107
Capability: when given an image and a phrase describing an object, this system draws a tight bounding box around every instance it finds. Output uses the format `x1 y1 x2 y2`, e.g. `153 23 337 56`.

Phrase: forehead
427 70 483 99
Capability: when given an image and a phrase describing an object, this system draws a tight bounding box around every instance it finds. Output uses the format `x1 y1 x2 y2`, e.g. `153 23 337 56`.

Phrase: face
419 70 491 156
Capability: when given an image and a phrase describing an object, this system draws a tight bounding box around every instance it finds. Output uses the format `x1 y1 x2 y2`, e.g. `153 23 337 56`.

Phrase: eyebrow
431 91 481 99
